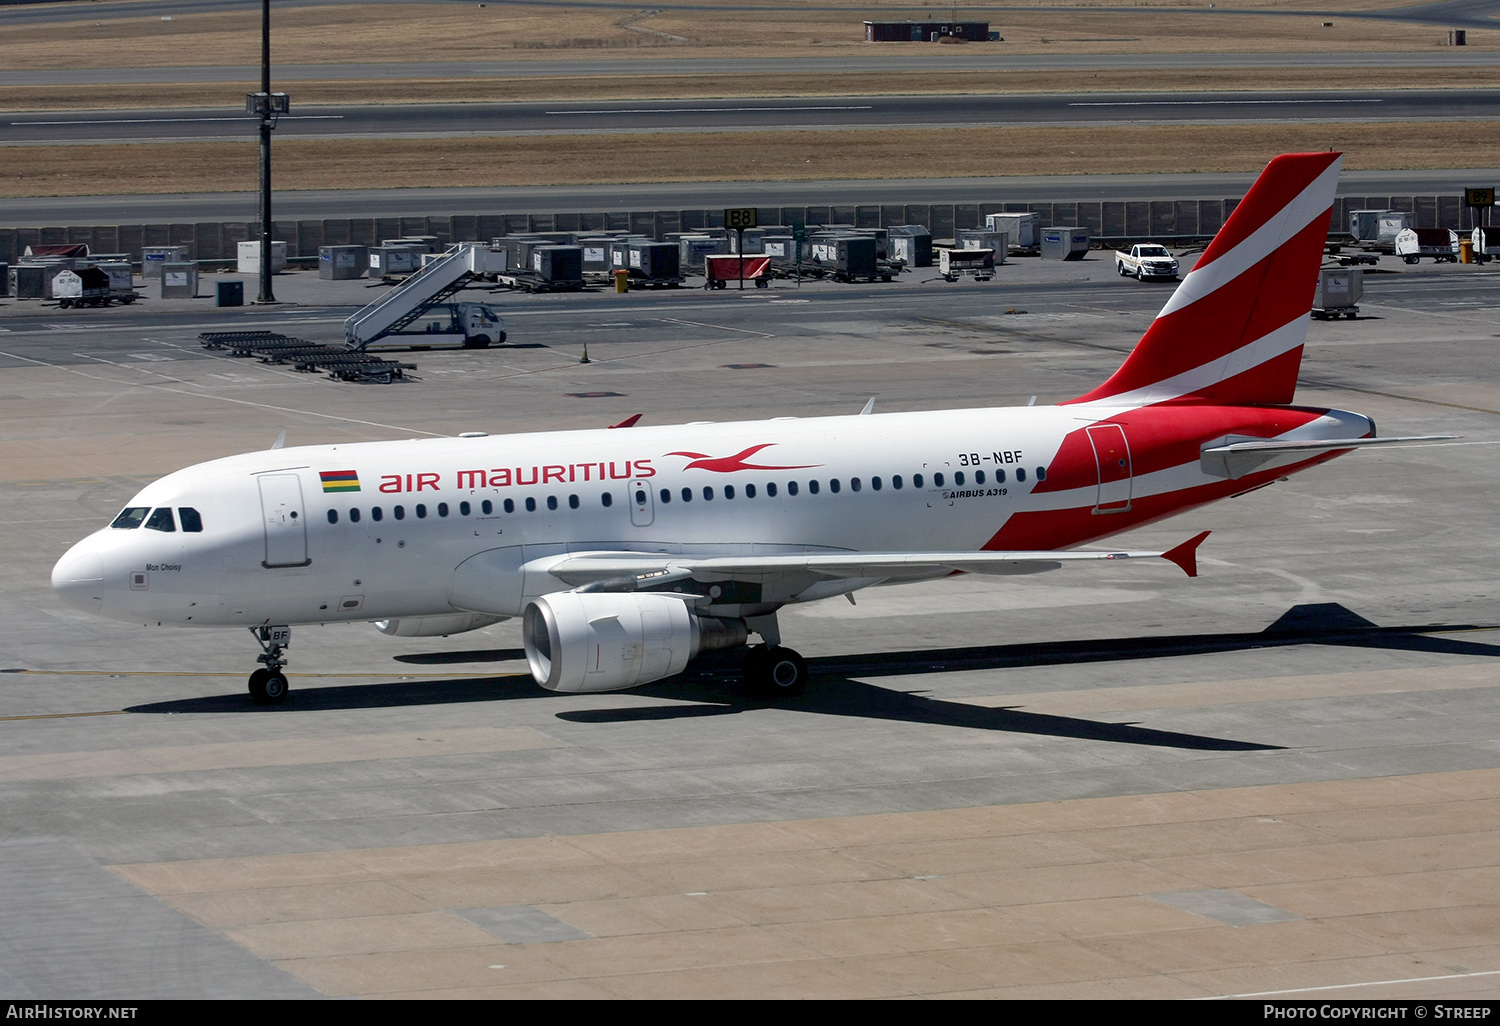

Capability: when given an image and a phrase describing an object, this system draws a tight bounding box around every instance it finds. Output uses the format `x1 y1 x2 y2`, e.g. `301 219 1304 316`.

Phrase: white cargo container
985 212 1040 250
237 240 287 275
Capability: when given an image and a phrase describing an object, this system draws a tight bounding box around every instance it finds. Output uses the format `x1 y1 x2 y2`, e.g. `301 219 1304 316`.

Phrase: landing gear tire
745 646 808 697
249 668 289 704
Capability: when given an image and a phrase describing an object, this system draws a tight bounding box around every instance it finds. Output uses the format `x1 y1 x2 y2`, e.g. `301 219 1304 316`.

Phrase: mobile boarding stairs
344 243 505 350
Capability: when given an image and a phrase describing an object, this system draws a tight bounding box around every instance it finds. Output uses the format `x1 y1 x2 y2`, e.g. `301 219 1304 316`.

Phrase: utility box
1312 268 1362 319
887 225 933 267
160 262 199 298
319 245 369 280
142 246 191 278
237 240 287 275
1040 226 1090 260
216 280 244 306
986 212 1041 250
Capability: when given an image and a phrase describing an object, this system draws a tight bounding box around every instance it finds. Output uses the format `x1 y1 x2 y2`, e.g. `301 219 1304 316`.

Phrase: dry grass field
0 1 1490 72
3 122 1494 198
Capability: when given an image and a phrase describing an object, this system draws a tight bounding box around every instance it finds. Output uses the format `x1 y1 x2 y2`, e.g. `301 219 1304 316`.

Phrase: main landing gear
249 624 291 704
743 646 808 696
740 613 808 696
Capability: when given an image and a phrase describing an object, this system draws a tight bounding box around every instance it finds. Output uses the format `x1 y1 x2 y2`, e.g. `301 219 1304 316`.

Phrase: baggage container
678 234 727 272
1348 209 1398 242
809 236 886 282
143 245 192 278
1040 226 1089 260
887 225 933 267
1312 267 1362 319
160 261 199 299
367 244 421 278
9 263 48 299
532 245 583 285
627 242 681 284
319 245 369 279
575 237 615 275
236 241 285 275
1474 227 1500 258
957 228 1009 265
985 212 1040 250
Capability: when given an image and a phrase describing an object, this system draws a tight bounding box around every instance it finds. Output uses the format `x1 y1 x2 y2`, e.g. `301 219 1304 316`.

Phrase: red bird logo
666 444 818 473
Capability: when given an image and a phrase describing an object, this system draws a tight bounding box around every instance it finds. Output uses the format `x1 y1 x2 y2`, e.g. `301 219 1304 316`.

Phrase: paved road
8 88 1498 145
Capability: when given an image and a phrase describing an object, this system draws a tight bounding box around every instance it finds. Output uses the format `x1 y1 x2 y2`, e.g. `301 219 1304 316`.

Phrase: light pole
247 0 287 304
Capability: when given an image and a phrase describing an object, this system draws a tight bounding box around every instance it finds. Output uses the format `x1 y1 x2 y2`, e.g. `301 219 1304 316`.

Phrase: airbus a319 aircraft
53 153 1441 703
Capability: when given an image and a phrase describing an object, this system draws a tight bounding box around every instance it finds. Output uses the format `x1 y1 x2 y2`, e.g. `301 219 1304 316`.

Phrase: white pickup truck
1115 243 1180 280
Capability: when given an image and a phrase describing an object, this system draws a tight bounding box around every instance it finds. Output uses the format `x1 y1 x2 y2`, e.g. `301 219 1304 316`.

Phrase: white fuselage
51 399 1370 630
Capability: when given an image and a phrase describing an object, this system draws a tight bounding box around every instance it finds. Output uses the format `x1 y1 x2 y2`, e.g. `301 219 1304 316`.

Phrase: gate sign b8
724 207 758 230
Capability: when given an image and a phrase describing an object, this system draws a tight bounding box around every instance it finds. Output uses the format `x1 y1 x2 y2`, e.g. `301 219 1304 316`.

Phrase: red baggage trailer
704 254 772 289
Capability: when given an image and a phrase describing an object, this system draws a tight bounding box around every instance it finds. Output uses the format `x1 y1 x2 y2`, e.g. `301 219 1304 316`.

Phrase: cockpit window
178 507 203 533
110 507 149 530
144 507 176 532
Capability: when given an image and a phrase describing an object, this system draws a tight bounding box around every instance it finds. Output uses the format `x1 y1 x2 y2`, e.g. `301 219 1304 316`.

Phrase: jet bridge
344 243 504 350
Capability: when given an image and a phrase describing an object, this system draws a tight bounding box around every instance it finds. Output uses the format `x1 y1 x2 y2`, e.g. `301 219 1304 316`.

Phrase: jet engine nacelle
523 592 748 692
375 612 509 637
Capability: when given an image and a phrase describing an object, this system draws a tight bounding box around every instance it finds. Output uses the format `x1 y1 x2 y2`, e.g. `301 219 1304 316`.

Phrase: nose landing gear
249 625 291 704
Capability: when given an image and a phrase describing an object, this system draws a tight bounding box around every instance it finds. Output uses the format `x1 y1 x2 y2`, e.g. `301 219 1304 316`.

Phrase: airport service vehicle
53 153 1445 705
1394 228 1460 264
1115 244 1180 280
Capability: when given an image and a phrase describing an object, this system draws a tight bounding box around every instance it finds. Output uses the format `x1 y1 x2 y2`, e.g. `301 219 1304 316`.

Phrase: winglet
1162 531 1210 577
608 414 643 429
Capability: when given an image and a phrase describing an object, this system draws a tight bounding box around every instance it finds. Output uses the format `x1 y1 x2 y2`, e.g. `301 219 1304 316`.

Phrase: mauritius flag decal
319 470 360 493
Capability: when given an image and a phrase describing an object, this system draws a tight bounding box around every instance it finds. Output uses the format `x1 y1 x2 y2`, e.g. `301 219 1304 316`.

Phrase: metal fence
1 195 1491 267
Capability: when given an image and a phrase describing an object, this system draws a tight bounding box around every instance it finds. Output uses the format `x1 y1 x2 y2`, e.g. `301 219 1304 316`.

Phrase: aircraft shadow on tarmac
125 604 1498 752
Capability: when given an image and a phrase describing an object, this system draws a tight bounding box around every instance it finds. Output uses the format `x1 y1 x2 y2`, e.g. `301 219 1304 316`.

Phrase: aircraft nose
52 542 106 612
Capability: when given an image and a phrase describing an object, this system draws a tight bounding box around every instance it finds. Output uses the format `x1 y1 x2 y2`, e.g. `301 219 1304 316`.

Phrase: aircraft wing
541 531 1210 588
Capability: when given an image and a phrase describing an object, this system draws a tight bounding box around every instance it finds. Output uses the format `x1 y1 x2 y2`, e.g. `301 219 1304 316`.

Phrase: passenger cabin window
144 507 176 532
111 507 149 530
178 507 203 532
327 510 338 525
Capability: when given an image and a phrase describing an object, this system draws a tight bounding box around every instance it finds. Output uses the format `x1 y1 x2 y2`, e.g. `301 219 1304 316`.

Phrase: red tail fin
1068 152 1342 408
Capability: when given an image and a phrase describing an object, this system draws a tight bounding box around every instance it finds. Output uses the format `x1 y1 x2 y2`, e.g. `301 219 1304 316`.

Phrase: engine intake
524 592 747 692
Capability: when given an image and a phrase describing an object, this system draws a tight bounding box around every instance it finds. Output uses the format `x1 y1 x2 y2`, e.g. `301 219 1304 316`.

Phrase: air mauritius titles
366 461 660 494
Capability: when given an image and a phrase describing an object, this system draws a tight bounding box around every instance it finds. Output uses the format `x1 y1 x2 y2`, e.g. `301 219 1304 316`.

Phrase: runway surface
2 254 1498 997
10 89 1498 145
